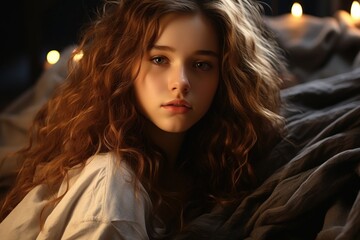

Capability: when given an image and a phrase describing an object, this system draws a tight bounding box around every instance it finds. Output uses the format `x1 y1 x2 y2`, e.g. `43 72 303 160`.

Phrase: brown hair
0 0 284 237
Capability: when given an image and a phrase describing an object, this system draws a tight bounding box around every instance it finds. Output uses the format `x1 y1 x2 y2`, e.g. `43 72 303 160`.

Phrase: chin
160 127 189 134
158 124 193 134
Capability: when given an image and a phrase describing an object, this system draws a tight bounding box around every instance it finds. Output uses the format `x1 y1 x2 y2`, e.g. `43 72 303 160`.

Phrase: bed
0 13 359 240
174 13 360 240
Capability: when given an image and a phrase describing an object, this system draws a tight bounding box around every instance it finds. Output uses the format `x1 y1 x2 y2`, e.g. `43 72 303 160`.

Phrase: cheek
193 78 219 113
134 73 166 115
136 70 168 95
201 77 219 100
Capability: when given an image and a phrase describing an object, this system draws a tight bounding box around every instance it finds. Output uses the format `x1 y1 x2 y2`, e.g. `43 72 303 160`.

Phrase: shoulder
86 152 151 218
81 152 135 185
67 152 151 218
64 152 141 195
46 152 151 238
0 152 151 239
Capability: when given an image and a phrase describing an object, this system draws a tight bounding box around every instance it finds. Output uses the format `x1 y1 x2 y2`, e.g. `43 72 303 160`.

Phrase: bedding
174 67 360 240
0 13 359 240
173 13 360 240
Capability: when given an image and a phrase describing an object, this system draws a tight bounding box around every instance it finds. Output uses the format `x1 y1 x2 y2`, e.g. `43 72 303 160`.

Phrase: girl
0 0 284 239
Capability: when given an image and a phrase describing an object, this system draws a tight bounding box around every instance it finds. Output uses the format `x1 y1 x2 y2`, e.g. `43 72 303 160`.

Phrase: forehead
154 13 219 52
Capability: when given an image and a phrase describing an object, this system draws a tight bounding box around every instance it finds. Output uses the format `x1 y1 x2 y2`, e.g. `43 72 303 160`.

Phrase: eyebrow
152 45 219 58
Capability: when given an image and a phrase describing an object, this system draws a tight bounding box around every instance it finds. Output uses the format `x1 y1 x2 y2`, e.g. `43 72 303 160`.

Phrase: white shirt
0 153 151 240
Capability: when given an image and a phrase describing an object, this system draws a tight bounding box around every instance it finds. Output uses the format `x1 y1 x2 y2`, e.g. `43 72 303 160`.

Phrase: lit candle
351 1 360 23
335 1 360 28
264 1 310 35
44 50 60 69
291 2 303 18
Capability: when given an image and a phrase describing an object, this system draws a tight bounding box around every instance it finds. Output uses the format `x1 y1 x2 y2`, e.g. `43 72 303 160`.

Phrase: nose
169 65 190 95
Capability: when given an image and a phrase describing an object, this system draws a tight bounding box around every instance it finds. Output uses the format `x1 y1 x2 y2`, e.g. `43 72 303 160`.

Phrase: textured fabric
174 68 360 240
0 153 151 240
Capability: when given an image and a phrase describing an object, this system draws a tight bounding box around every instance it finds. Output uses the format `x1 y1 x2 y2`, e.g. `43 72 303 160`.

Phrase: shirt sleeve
0 153 152 240
60 220 149 240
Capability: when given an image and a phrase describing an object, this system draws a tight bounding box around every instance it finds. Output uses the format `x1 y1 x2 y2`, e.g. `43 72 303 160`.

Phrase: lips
161 99 192 113
162 99 192 108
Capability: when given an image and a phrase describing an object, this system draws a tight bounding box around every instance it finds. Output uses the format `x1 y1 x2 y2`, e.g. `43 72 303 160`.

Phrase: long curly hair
0 0 284 237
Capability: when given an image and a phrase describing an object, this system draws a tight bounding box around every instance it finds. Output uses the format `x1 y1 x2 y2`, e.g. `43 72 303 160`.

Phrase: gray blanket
173 68 360 240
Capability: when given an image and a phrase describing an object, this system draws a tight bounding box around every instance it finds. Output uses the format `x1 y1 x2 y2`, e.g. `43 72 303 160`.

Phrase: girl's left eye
151 56 168 65
194 62 212 71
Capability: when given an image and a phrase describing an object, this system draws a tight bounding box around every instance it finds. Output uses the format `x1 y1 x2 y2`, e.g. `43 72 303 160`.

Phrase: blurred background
0 0 356 111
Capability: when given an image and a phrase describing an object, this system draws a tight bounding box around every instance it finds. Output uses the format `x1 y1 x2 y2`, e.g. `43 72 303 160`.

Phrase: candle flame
46 50 60 65
291 2 303 18
351 1 360 20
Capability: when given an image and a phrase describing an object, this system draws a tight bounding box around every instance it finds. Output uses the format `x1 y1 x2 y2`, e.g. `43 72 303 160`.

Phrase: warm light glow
291 2 303 17
46 50 60 65
351 1 360 20
73 50 84 62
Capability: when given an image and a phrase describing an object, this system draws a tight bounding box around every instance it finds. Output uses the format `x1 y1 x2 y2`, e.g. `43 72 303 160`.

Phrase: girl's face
134 13 219 133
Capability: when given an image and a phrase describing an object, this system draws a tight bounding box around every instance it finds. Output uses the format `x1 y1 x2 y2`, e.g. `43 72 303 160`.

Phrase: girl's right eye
151 56 168 65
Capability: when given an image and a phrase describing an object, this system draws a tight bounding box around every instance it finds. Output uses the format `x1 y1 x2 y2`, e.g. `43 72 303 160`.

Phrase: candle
335 1 360 28
44 50 60 69
351 1 360 22
291 2 303 18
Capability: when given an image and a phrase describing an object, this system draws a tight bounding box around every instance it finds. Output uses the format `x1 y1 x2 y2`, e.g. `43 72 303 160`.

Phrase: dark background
0 0 355 111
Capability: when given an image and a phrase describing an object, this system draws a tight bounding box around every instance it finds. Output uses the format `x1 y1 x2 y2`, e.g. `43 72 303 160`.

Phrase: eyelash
151 56 169 65
150 56 213 71
193 62 212 71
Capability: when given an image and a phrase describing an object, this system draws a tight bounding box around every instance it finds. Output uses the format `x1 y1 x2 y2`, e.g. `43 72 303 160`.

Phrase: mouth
162 99 192 109
161 99 192 113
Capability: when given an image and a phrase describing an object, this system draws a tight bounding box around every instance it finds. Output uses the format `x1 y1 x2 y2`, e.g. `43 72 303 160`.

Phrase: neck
144 121 185 168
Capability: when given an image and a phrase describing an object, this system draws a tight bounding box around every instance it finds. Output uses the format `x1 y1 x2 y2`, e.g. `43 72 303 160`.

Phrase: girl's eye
194 62 212 71
151 56 168 65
